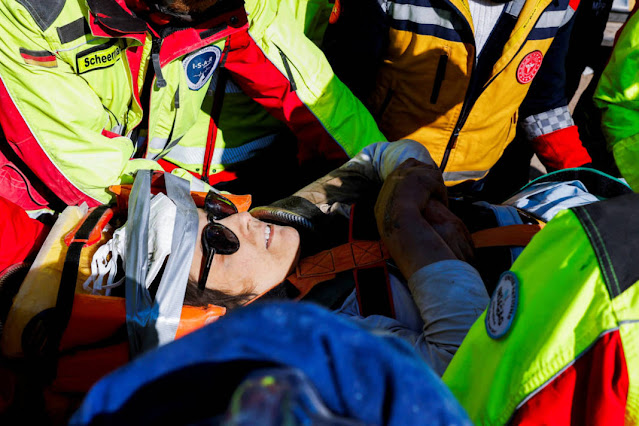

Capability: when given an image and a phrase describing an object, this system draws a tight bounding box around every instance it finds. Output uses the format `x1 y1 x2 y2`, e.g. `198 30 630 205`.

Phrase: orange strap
286 240 391 299
264 222 545 302
471 223 545 249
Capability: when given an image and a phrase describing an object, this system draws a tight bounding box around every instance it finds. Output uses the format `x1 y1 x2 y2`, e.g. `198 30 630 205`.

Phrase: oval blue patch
183 46 221 91
485 271 519 339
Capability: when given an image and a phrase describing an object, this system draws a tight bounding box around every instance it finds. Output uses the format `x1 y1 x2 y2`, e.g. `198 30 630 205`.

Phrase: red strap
64 206 114 247
531 125 592 170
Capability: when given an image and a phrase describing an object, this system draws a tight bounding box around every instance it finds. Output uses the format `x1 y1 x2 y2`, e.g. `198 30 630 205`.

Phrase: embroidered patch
485 271 519 339
20 48 58 68
76 42 122 74
329 0 341 24
183 46 221 91
516 50 543 84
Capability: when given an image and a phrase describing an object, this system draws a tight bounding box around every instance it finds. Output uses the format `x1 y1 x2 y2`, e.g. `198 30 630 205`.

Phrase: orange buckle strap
471 223 545 249
286 240 391 299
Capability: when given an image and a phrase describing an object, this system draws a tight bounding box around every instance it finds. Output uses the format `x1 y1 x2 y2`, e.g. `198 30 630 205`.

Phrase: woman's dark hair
183 277 255 309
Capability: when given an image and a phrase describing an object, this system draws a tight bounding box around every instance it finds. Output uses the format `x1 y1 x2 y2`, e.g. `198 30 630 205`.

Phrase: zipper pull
451 128 460 149
151 37 166 88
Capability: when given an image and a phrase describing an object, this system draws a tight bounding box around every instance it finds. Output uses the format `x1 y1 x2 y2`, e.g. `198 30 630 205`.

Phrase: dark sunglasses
198 191 240 291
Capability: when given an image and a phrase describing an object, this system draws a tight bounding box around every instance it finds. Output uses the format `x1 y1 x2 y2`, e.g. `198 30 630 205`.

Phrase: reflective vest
443 194 639 424
0 0 385 208
366 0 579 184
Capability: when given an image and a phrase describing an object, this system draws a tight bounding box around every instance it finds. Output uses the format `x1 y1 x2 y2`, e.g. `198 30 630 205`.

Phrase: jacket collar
86 0 247 46
87 0 149 35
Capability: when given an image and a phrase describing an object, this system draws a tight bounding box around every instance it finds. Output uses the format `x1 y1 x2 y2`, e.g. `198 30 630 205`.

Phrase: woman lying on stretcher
3 141 488 378
180 140 486 374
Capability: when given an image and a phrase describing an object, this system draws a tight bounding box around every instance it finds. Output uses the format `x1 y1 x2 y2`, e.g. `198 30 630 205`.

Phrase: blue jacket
71 302 471 425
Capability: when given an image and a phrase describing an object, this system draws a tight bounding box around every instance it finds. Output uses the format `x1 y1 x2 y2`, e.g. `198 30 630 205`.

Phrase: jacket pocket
430 53 448 104
0 162 49 209
274 44 298 92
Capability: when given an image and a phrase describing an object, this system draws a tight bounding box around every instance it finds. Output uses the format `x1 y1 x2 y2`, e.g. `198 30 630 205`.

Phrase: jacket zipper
202 44 231 183
439 52 475 172
275 44 297 92
439 5 545 173
439 41 533 173
201 69 227 183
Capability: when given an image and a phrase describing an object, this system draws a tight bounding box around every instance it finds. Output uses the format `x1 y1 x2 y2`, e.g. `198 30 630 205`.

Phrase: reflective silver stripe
520 105 574 139
560 7 575 26
150 137 168 150
164 133 278 167
388 3 456 30
164 144 205 165
156 136 183 160
148 135 184 161
443 169 489 181
111 123 125 135
535 10 566 28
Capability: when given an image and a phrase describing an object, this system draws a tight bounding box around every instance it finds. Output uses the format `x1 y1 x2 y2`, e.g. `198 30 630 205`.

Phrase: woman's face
190 209 301 297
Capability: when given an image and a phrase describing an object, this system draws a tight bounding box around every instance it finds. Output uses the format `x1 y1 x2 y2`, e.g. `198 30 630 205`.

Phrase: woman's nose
238 212 259 232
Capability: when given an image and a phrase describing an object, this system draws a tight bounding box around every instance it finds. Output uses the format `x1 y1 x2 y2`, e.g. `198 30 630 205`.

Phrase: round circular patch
183 46 221 91
329 0 341 24
516 50 543 84
485 271 519 339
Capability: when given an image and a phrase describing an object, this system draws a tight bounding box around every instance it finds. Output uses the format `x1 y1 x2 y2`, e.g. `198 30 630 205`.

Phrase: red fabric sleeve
0 196 49 273
531 125 592 170
512 330 628 426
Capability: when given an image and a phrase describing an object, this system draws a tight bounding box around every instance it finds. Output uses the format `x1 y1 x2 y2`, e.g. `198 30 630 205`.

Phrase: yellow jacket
324 0 589 184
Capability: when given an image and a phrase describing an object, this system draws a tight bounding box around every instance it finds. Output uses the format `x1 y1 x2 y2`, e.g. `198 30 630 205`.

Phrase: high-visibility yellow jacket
324 0 591 184
0 0 385 210
443 194 639 424
594 9 639 192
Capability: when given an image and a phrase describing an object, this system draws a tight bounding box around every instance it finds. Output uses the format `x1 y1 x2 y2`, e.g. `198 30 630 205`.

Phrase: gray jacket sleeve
340 260 489 376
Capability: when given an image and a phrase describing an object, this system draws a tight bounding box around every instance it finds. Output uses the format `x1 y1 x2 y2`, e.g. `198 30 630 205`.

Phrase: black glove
250 196 348 255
